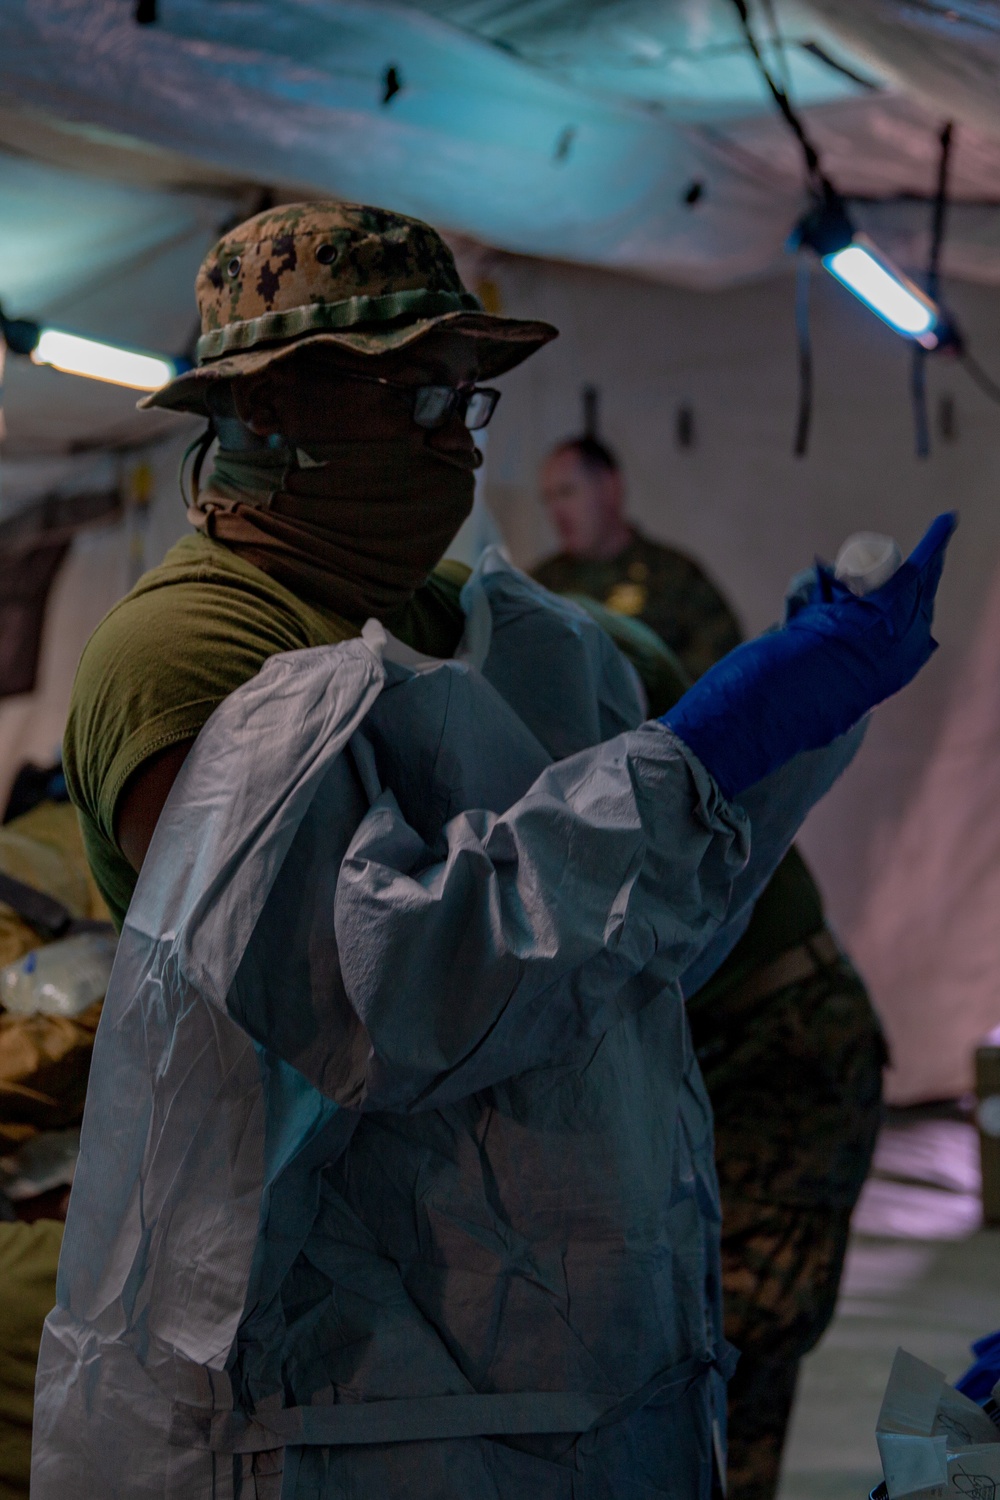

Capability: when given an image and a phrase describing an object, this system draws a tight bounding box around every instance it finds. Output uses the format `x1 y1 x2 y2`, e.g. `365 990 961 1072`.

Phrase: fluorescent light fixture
31 328 174 390
823 236 940 348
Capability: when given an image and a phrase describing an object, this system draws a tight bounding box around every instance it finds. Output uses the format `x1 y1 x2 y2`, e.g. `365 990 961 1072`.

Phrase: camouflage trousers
687 933 886 1500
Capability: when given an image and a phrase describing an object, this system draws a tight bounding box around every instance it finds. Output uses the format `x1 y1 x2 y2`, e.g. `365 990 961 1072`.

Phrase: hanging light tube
822 236 940 348
30 328 175 391
793 194 944 350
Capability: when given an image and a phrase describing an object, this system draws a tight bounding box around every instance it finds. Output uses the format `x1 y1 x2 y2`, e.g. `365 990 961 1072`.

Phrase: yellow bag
0 1218 63 1500
0 805 111 1150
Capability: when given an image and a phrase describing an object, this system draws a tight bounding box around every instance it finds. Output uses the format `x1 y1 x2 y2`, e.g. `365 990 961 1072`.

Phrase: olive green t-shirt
63 533 470 929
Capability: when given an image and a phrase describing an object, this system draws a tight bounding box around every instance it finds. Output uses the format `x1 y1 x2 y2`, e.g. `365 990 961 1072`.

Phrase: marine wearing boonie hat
141 201 557 414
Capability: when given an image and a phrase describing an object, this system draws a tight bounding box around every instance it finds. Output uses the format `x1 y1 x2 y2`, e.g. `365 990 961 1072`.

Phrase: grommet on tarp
382 65 402 104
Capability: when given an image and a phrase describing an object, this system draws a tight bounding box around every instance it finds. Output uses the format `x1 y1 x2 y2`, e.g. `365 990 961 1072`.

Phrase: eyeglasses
343 370 501 431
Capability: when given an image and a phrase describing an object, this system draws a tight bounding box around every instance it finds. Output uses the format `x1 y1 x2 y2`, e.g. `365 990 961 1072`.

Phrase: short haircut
552 435 620 476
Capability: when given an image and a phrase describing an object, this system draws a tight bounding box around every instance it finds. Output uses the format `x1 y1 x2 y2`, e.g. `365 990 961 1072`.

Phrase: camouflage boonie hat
140 201 557 413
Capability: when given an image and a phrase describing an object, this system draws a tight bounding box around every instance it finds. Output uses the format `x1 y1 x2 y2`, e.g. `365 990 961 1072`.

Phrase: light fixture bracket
0 303 41 358
789 187 855 260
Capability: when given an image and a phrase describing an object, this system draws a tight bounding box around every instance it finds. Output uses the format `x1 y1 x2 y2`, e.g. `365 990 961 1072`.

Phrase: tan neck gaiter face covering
190 426 477 623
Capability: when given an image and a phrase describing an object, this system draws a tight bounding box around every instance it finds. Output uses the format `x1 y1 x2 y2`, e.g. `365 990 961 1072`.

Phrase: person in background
534 440 887 1500
532 436 741 680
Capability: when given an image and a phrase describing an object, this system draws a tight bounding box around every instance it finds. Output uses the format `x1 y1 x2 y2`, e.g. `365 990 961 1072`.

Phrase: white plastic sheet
32 556 859 1498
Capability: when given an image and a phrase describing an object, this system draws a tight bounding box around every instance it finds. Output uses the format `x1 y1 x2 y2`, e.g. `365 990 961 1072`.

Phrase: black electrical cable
911 123 1000 427
730 0 837 454
911 122 954 458
758 0 791 96
729 0 826 190
928 122 953 306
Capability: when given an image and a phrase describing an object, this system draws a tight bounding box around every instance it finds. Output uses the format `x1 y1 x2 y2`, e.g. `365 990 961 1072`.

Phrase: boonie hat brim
140 309 557 415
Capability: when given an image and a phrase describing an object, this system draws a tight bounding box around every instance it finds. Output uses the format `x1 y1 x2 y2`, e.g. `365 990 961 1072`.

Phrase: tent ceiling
809 1 1000 141
4 1 1000 293
402 0 886 116
4 0 1000 478
0 101 255 194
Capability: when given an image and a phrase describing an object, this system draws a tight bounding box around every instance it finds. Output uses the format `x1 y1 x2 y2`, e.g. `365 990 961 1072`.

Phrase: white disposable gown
31 553 860 1500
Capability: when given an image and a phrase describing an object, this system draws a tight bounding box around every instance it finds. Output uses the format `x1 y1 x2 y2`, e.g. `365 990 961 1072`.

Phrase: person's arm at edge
115 740 195 873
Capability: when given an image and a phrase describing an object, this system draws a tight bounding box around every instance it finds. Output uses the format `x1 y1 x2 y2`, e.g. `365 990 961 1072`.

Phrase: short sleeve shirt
63 533 468 928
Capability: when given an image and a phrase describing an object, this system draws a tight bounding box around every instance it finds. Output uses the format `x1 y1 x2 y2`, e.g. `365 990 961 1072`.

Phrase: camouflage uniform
686 864 885 1500
546 585 885 1500
532 530 742 681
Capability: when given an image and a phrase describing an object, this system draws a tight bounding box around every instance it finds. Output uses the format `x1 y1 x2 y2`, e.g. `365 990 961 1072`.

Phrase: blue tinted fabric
663 514 955 799
32 553 863 1500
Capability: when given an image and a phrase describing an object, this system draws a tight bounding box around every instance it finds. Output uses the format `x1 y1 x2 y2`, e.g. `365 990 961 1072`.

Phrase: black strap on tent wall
582 384 600 439
911 122 954 459
0 486 120 701
0 541 69 700
794 258 813 457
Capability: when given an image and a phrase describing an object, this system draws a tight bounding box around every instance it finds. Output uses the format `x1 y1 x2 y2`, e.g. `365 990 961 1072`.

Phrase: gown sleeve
332 719 859 1112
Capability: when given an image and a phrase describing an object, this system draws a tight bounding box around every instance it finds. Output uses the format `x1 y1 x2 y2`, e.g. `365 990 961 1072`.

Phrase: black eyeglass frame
340 370 501 431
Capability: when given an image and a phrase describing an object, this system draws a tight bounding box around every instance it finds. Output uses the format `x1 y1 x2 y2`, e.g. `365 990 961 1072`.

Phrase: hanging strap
0 869 114 941
794 256 813 458
171 1345 737 1454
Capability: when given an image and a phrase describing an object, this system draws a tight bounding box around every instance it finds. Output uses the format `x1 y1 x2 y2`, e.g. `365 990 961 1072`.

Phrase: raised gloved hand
661 512 956 799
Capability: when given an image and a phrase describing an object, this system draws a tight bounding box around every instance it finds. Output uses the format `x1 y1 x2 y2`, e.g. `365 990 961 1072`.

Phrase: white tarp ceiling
3 1 1000 292
4 0 1000 465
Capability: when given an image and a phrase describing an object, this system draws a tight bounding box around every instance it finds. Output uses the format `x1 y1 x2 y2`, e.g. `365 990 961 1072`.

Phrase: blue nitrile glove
662 513 956 799
956 1329 1000 1405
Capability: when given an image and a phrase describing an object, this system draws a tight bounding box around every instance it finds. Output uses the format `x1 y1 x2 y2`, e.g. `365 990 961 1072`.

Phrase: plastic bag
0 933 116 1018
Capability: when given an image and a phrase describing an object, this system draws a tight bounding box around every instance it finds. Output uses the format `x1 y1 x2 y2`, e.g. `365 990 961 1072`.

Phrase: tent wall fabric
0 436 192 816
811 0 1000 143
850 560 1000 1107
479 248 1000 1104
